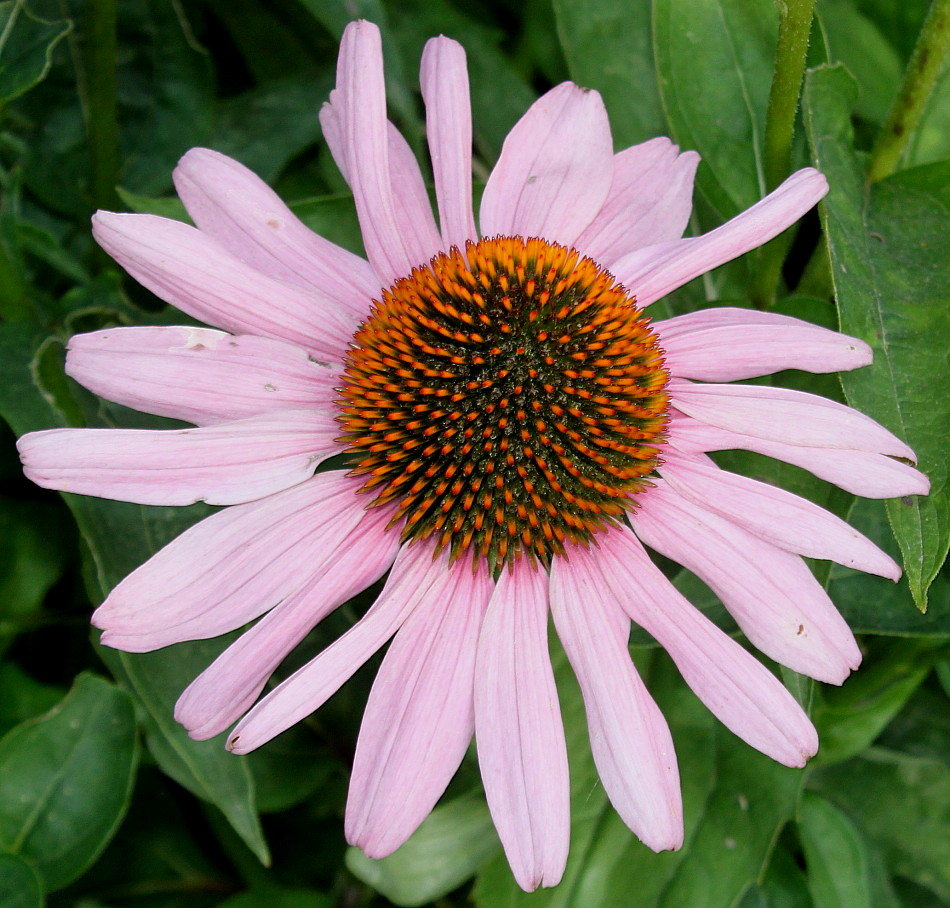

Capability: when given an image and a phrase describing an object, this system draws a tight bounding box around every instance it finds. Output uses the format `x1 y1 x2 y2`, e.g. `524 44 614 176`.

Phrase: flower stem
763 0 817 192
752 0 816 309
868 0 950 182
79 0 121 212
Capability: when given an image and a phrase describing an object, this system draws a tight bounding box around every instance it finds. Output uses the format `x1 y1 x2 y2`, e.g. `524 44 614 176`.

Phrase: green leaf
828 500 950 634
347 795 499 906
656 733 803 907
0 499 68 657
804 64 950 610
245 722 338 814
72 767 231 903
0 0 71 104
810 749 950 902
291 195 365 259
552 0 665 147
738 845 813 908
210 75 333 183
218 890 333 908
0 325 73 434
0 673 138 891
0 664 64 738
116 187 189 222
14 220 90 285
798 790 872 908
875 682 950 765
115 0 215 195
817 0 901 126
89 601 270 868
811 638 936 767
653 0 776 219
0 852 43 908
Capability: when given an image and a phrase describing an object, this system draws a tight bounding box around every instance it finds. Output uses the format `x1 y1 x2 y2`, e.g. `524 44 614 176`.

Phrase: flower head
17 19 929 892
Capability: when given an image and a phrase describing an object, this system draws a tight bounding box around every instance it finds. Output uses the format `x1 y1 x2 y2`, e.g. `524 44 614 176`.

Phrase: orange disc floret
337 236 669 571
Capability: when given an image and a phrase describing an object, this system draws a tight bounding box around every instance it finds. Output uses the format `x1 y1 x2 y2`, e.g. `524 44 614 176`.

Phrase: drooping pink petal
227 544 472 754
576 139 699 265
660 449 899 579
18 409 339 506
420 36 478 251
474 564 569 891
345 560 493 858
479 82 614 247
92 212 356 363
669 379 917 460
66 326 338 426
173 147 380 318
324 22 441 285
668 414 930 499
656 307 873 381
591 527 819 766
632 480 861 684
611 168 828 306
175 502 400 740
91 471 366 650
549 555 683 852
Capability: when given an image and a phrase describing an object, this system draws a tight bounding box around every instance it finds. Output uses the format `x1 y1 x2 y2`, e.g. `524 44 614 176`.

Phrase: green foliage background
0 0 947 905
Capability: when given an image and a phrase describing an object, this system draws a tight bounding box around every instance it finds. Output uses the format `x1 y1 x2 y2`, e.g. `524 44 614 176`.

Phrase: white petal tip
185 724 218 742
512 866 566 893
881 560 903 583
226 733 249 754
642 829 685 853
351 838 399 863
778 731 820 768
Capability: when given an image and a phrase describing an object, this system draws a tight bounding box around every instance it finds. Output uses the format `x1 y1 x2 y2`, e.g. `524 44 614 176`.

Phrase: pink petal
66 326 338 426
18 409 339 506
173 147 379 318
474 564 569 891
612 169 828 307
91 471 366 650
420 36 478 251
385 121 445 261
345 559 493 858
591 528 818 766
324 22 440 285
631 481 861 684
92 212 356 363
660 450 900 579
669 379 918 460
656 307 873 381
576 139 699 265
549 555 683 852
479 82 614 247
227 543 473 754
668 415 931 499
175 502 400 739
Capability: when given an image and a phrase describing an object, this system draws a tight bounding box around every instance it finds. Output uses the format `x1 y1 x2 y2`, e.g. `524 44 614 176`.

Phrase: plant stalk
752 0 816 308
868 0 950 182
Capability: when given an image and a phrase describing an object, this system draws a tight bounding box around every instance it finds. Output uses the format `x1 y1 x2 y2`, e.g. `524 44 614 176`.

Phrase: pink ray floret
17 18 930 893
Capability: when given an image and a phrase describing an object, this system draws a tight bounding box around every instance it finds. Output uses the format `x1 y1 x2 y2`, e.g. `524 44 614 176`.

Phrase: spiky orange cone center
337 236 670 571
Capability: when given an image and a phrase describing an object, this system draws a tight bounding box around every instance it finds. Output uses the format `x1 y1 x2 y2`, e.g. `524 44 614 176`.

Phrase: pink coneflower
18 20 928 892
